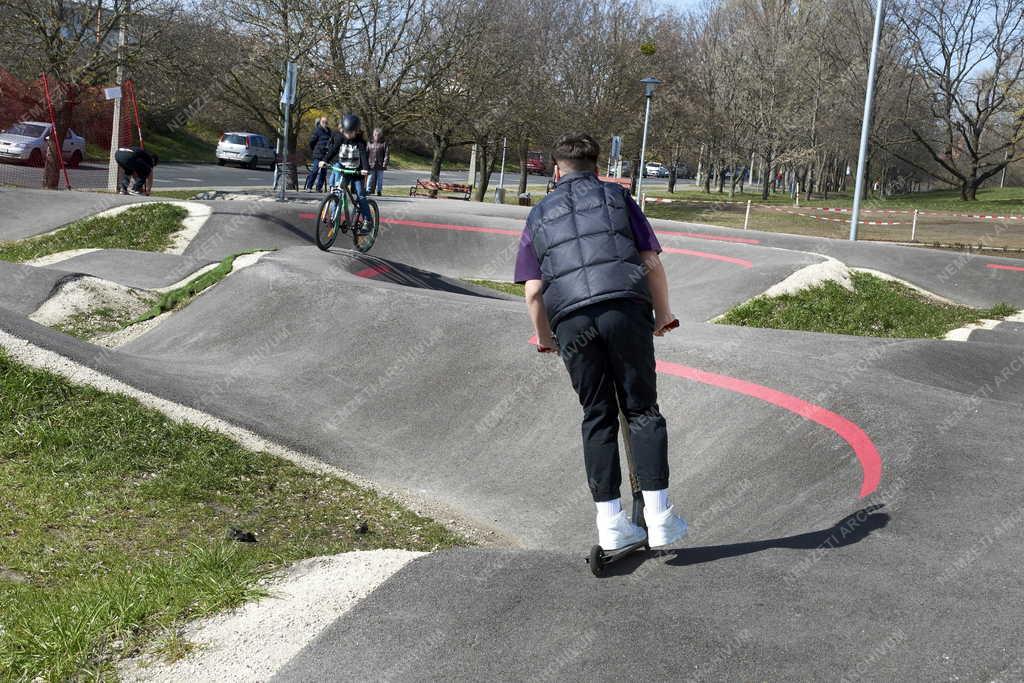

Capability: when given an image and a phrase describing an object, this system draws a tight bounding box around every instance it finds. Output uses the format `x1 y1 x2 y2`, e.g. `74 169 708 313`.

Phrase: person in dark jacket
305 116 333 192
320 114 372 227
114 146 159 195
366 128 389 196
513 132 686 552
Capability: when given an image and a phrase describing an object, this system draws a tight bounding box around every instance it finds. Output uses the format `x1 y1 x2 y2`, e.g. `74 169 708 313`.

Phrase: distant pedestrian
114 146 158 195
514 132 686 552
366 128 390 196
305 116 333 192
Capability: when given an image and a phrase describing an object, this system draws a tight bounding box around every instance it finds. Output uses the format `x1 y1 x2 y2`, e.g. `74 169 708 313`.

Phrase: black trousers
115 150 150 192
554 298 669 502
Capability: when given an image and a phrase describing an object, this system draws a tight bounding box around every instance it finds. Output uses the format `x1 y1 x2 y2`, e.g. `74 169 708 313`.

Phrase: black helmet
341 114 361 132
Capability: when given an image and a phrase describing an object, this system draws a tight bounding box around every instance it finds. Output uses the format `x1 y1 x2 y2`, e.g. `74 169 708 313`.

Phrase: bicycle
315 165 380 253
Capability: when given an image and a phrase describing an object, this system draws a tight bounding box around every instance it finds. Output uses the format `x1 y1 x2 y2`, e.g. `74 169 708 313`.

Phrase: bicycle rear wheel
352 199 380 253
316 193 341 251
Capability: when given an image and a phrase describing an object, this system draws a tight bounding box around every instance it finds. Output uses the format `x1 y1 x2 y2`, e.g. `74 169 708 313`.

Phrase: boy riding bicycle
320 114 373 231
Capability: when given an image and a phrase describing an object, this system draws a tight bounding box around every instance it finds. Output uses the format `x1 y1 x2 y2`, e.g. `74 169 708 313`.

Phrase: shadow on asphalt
599 505 891 577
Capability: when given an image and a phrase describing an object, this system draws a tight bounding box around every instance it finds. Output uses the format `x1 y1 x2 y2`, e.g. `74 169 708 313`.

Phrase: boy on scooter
514 132 687 551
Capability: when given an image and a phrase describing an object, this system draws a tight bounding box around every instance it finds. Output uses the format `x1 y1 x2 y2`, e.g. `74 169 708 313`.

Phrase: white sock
595 498 622 520
642 489 670 515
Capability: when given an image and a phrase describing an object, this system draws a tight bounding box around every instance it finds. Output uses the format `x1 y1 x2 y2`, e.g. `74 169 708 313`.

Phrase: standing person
320 114 373 228
305 116 333 192
366 128 389 196
114 146 158 195
513 132 686 552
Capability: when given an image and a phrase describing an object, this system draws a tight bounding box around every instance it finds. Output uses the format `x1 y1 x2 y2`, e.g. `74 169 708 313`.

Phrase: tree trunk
761 148 773 201
44 87 75 189
473 142 491 201
961 179 978 200
717 160 726 193
703 163 712 194
517 139 528 196
429 133 447 182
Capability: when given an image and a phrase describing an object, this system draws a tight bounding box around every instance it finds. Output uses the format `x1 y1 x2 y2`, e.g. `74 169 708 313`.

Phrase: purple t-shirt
513 189 661 284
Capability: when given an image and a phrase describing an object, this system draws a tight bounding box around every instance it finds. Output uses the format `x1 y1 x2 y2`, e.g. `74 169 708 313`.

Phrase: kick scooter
586 408 648 577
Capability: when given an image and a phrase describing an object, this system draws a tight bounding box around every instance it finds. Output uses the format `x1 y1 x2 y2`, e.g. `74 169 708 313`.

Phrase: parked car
645 161 669 178
0 121 85 167
216 132 277 169
526 151 547 175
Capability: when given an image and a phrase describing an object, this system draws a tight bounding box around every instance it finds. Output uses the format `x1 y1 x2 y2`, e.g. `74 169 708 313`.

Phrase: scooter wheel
588 545 605 577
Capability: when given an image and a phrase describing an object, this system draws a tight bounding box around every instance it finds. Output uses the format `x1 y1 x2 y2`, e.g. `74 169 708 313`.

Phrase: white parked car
0 121 86 167
645 161 669 178
216 132 277 170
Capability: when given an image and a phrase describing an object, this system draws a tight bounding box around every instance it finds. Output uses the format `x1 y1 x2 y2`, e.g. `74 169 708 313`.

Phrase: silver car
216 132 276 170
0 121 86 167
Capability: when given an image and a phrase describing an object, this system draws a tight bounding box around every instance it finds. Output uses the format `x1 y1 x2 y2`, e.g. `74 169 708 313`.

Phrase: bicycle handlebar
329 164 364 175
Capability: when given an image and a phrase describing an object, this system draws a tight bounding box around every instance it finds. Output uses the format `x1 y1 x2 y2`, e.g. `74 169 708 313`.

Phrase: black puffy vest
526 172 651 327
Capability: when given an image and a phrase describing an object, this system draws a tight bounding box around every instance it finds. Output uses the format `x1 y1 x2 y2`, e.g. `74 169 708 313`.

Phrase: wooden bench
409 179 473 200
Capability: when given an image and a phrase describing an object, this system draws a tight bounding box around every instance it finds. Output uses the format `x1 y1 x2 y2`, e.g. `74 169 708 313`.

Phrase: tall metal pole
498 137 507 190
849 0 885 241
636 95 653 201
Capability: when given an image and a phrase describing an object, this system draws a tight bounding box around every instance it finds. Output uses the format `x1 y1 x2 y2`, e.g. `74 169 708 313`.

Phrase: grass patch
718 271 1016 338
0 204 187 263
150 189 212 200
134 251 260 323
141 124 219 164
387 148 463 172
55 298 158 340
645 185 1024 212
466 279 524 297
0 350 464 680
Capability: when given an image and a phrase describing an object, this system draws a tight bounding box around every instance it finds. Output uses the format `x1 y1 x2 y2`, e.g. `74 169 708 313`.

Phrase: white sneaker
597 510 647 550
645 506 688 547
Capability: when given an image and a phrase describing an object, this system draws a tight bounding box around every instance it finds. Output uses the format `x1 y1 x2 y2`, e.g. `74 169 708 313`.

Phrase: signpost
277 62 298 201
609 135 622 177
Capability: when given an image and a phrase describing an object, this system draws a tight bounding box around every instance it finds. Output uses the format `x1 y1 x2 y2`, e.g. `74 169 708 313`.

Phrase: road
21 159 693 193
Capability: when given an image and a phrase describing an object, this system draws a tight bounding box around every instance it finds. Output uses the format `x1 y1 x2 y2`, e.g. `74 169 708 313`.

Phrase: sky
655 0 704 14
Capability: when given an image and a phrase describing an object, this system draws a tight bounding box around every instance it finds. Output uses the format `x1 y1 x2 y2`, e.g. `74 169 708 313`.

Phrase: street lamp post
636 76 662 207
849 0 885 241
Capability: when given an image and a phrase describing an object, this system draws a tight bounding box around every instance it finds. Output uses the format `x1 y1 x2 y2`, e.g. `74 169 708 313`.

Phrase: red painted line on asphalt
355 264 392 278
380 216 754 267
383 217 520 236
524 335 881 497
655 360 882 497
298 212 317 220
656 229 761 245
987 263 1024 272
661 246 753 268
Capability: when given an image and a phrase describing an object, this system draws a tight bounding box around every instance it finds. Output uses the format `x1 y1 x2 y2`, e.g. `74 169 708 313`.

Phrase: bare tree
892 0 1024 199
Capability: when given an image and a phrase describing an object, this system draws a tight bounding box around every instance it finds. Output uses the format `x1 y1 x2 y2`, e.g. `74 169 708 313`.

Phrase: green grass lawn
645 185 1024 213
141 123 219 164
0 351 464 680
466 279 525 297
718 271 1016 338
0 204 187 263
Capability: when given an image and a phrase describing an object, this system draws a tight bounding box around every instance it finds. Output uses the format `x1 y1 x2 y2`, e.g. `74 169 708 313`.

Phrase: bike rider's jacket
525 171 651 328
323 132 369 172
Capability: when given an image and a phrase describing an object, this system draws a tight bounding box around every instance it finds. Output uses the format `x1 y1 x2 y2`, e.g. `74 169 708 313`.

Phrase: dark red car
526 151 547 175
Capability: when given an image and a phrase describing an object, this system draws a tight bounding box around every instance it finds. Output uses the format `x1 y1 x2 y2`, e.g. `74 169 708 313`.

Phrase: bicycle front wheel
316 193 341 251
352 199 380 253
